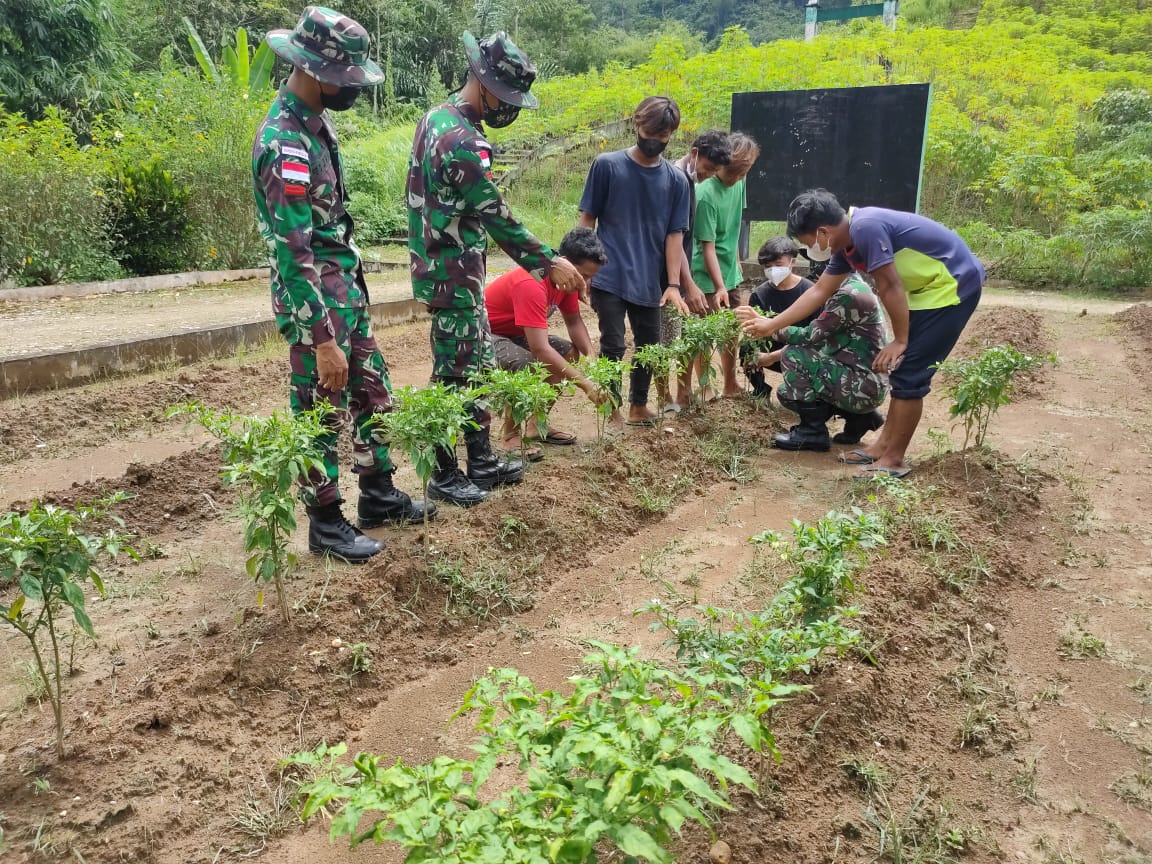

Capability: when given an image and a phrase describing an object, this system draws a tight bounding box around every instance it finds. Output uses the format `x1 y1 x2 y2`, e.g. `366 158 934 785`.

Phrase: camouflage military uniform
252 88 394 508
776 276 889 413
407 92 555 426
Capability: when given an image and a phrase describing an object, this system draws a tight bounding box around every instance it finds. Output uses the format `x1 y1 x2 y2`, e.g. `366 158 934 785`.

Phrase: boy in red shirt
485 227 609 453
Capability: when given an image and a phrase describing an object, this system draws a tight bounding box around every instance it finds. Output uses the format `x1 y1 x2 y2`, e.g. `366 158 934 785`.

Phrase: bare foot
627 405 658 424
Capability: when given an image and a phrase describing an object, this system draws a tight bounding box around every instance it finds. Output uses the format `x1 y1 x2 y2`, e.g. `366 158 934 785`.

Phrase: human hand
551 257 584 293
740 313 778 339
581 380 609 405
733 305 759 323
316 339 348 392
684 282 708 316
759 349 783 368
661 286 690 316
873 340 907 374
715 288 730 309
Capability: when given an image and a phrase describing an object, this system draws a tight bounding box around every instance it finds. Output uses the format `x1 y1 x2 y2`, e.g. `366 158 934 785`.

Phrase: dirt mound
1113 302 1152 380
954 307 1055 397
0 359 287 465
686 449 1056 863
958 307 1053 361
29 445 234 537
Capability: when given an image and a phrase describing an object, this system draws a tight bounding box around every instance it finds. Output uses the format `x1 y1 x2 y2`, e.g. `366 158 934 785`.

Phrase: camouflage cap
462 31 539 110
267 6 384 88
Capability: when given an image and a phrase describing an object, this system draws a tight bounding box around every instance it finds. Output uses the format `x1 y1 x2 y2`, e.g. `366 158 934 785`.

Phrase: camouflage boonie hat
267 6 384 87
462 31 539 109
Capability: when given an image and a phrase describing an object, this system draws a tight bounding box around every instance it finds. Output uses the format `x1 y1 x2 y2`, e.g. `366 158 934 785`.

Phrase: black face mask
321 86 361 112
483 100 521 128
636 136 667 158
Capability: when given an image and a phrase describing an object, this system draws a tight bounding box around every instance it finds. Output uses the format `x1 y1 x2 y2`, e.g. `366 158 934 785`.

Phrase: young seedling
472 364 559 466
0 496 133 757
372 383 476 555
578 356 628 443
633 343 683 425
170 403 328 623
936 345 1052 449
675 310 741 410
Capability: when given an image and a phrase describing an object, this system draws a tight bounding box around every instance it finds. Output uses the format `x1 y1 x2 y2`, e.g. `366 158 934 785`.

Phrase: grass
429 558 534 621
15 659 49 705
1011 755 1040 803
956 701 1000 750
841 757 890 798
229 770 299 851
1058 619 1108 659
865 786 970 864
1110 760 1152 811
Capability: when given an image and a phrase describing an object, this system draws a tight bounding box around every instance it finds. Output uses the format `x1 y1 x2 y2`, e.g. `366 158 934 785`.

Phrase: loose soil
1 294 1150 864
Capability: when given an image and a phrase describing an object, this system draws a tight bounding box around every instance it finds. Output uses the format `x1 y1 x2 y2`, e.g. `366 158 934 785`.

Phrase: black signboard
731 83 931 222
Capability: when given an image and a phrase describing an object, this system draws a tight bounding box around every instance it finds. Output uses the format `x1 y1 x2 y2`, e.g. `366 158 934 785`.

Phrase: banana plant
183 18 275 97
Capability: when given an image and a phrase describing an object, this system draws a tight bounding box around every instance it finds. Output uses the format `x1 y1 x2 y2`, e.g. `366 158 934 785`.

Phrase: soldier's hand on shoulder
551 257 584 293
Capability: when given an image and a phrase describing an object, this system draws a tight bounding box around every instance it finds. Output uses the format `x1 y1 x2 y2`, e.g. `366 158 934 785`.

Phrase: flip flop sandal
853 465 911 480
540 431 577 446
662 404 684 417
625 417 659 428
503 442 544 462
838 448 877 465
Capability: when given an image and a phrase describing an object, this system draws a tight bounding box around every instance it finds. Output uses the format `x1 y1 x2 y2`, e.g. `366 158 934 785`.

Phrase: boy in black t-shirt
742 237 815 399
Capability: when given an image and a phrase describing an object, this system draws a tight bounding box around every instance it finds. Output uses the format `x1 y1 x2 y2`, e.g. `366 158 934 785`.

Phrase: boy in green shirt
690 133 760 398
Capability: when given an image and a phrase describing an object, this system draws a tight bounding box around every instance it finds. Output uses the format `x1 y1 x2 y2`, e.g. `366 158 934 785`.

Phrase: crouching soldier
749 274 888 452
253 6 433 564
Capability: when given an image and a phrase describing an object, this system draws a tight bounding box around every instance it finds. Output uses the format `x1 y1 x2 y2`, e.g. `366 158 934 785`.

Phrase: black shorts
890 289 981 400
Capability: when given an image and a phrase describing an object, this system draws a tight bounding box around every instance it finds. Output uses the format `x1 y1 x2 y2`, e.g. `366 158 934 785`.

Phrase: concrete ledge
1 261 407 303
0 297 428 399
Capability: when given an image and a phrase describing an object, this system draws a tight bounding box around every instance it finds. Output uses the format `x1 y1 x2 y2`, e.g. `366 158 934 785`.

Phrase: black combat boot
307 502 385 563
357 472 438 529
832 410 885 445
773 402 834 452
427 445 489 508
464 428 524 490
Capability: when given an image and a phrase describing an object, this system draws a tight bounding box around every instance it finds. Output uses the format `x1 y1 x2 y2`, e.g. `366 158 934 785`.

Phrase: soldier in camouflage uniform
767 275 889 452
254 6 433 564
407 30 586 507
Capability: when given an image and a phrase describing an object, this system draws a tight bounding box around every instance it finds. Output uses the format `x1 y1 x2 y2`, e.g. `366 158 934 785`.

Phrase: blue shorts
889 289 981 400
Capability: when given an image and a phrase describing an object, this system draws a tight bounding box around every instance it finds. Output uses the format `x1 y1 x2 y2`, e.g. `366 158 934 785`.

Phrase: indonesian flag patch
478 149 492 168
282 160 310 184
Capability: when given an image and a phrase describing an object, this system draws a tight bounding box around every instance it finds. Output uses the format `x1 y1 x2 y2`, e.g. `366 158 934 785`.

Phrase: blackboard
730 83 931 222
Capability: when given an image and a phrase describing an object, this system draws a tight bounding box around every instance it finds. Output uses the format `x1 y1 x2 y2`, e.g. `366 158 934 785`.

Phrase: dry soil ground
1 294 1151 864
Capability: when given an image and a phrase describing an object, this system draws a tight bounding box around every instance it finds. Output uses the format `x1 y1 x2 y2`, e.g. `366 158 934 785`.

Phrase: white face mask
805 231 833 262
765 265 792 286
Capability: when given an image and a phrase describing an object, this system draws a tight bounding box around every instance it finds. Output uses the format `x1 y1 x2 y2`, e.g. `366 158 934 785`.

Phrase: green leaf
604 768 633 811
612 824 669 864
730 713 762 753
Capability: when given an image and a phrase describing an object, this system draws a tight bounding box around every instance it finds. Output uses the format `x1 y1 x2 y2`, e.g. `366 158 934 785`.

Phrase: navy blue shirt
579 149 691 307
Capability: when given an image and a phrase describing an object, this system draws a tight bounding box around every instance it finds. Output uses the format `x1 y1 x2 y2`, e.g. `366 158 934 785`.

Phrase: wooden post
804 0 819 41
883 0 898 29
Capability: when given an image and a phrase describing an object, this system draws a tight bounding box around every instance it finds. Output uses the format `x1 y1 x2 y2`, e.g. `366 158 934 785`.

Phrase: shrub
0 109 121 286
99 60 269 269
109 156 194 276
342 124 416 244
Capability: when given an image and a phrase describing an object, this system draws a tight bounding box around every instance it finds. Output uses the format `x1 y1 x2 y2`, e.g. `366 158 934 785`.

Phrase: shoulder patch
281 144 309 161
281 159 311 184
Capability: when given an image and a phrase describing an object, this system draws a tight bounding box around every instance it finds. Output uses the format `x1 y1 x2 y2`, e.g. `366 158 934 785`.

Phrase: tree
0 0 132 120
